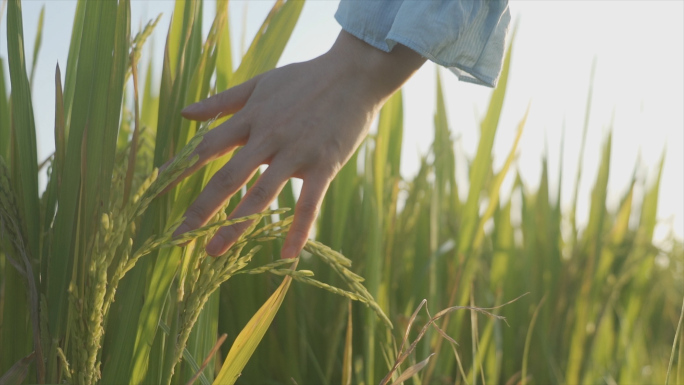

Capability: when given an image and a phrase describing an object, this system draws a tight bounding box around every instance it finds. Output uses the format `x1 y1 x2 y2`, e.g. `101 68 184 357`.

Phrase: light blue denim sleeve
335 0 511 88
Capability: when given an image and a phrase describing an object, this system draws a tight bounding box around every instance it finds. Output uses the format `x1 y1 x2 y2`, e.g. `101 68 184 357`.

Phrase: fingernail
173 223 190 238
181 104 199 115
206 237 224 256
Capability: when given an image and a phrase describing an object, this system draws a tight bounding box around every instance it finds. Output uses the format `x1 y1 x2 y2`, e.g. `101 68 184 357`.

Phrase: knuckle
307 146 328 163
213 228 232 245
319 161 341 177
248 185 270 206
240 102 261 124
238 105 255 122
298 200 319 217
289 226 310 242
267 129 285 145
221 224 243 241
195 137 210 156
251 128 282 152
213 167 237 191
184 206 208 227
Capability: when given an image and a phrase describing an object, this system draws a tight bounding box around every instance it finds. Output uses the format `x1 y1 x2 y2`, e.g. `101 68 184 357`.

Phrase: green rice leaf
473 105 528 249
342 301 353 385
99 0 130 209
457 29 513 257
6 0 40 266
639 149 665 240
374 90 403 214
62 0 86 135
566 132 612 385
215 0 232 91
28 5 44 87
570 58 596 245
0 58 9 161
48 0 105 342
231 0 304 84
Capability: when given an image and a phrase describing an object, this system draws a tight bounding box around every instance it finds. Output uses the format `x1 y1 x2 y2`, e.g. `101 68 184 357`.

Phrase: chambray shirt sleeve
335 0 511 88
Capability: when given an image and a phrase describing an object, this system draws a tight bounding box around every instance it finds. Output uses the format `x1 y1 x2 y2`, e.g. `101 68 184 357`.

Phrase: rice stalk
0 157 45 382
666 295 684 384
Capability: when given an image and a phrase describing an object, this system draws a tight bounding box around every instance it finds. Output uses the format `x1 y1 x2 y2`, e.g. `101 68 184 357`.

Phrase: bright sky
1 1 682 245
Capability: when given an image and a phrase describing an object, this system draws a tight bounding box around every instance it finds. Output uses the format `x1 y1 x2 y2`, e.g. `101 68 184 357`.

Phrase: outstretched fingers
172 144 263 239
281 176 331 259
205 163 292 256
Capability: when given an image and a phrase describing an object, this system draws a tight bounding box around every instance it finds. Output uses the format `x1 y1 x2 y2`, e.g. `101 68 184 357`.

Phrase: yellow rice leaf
390 353 434 385
342 301 353 385
212 270 295 385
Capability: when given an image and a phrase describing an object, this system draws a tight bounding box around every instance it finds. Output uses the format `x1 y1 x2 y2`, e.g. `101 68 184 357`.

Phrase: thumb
181 73 263 121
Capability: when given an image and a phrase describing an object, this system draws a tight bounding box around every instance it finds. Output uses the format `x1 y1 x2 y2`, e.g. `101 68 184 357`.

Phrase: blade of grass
566 132 612 385
521 296 546 385
457 28 515 257
0 243 31 377
52 63 66 185
78 0 119 267
342 301 353 385
48 0 106 344
374 90 403 217
473 104 528 249
0 159 44 382
390 353 435 385
5 9 42 379
215 0 232 92
98 0 130 209
186 333 227 385
0 352 34 385
158 320 212 385
6 0 40 261
28 5 44 87
569 58 596 247
124 49 142 206
213 264 297 385
362 139 382 385
666 296 684 384
0 58 9 162
62 0 86 133
105 4 195 382
677 313 683 385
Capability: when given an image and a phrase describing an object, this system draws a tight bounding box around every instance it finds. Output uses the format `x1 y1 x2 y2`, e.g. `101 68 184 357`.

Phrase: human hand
170 31 425 258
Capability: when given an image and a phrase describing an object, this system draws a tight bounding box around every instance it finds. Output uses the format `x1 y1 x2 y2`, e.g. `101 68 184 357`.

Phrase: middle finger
206 160 294 256
173 142 265 238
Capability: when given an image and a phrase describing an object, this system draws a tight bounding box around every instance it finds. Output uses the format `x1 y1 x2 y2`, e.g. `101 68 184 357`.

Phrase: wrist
324 30 426 103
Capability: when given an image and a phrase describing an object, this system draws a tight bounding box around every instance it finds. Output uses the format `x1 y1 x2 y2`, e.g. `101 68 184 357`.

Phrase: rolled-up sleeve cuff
335 0 511 88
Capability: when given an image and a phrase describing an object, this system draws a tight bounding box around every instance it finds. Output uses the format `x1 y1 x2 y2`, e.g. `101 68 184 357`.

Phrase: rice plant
212 15 682 385
1 0 682 384
0 1 388 384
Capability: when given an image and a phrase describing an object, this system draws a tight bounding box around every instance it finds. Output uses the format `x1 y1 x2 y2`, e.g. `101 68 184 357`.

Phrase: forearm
323 30 426 105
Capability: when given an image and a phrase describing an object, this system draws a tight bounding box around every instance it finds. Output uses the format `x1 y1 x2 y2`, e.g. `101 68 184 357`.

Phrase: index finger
181 74 263 121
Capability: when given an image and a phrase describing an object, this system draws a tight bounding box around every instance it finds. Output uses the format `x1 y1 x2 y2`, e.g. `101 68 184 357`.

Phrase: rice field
0 1 682 384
